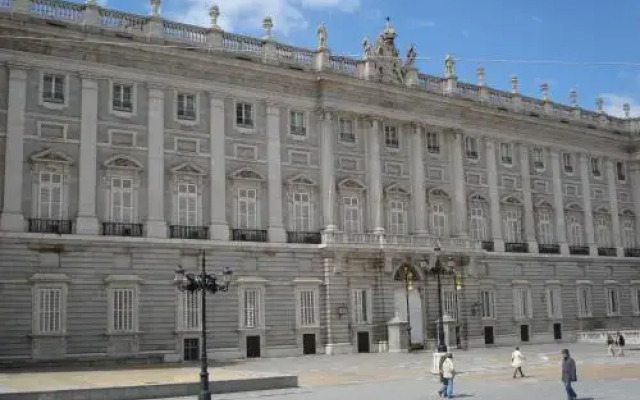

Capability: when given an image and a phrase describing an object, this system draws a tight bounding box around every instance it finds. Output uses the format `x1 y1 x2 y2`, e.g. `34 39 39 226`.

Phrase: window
236 102 254 128
537 208 554 244
38 171 64 219
112 83 134 112
388 200 407 235
42 74 65 104
177 93 196 120
384 125 399 149
179 291 201 331
469 200 486 240
177 182 198 226
465 137 478 159
632 287 640 315
591 157 602 177
616 161 626 182
431 202 448 237
567 214 584 246
546 287 562 319
480 290 495 318
443 290 457 319
427 132 440 154
34 286 64 334
562 153 574 174
298 289 317 327
237 188 258 229
242 288 261 329
343 196 361 233
513 287 532 320
339 118 355 143
532 147 545 170
289 110 306 136
110 177 134 223
292 192 312 232
109 288 136 333
622 216 636 248
577 286 592 318
500 143 513 165
352 288 371 324
595 214 611 247
606 287 620 316
503 207 522 243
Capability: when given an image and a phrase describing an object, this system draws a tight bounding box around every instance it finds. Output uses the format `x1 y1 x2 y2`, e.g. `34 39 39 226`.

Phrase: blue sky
103 0 640 117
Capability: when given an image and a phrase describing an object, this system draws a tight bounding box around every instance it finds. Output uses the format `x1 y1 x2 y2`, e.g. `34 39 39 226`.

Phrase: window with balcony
465 136 479 160
352 288 371 324
562 152 574 174
513 287 532 320
42 73 65 104
616 161 626 182
236 102 254 129
388 200 407 235
110 177 135 224
577 285 592 318
567 212 584 246
532 147 545 171
480 289 495 318
112 83 134 113
290 110 307 136
33 285 66 335
546 286 562 319
176 93 196 121
342 196 362 233
595 212 612 248
606 286 620 317
339 118 355 143
500 143 513 165
632 287 640 316
622 212 636 249
503 205 522 243
292 192 312 232
591 157 602 177
469 199 487 241
384 125 399 149
38 171 64 221
431 202 448 237
238 188 258 229
536 207 554 244
427 132 440 154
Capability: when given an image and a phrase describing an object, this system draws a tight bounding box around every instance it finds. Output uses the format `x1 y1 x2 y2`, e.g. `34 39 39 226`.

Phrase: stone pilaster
410 124 427 235
451 131 467 237
322 257 352 355
550 150 569 255
365 118 384 233
629 162 640 247
208 94 229 240
519 145 538 253
605 159 622 256
485 138 504 251
0 66 27 231
145 86 167 238
579 153 597 255
319 110 337 232
266 102 285 242
75 76 100 235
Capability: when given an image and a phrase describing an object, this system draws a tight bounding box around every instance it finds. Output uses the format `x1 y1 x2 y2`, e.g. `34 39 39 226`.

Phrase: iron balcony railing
538 243 560 254
624 248 640 257
504 242 528 253
169 225 209 240
481 241 495 252
231 229 268 242
569 245 589 255
28 218 74 234
287 231 322 244
102 222 143 237
598 247 617 257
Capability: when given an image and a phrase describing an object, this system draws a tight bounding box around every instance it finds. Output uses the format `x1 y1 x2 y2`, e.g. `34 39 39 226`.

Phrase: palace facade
1 1 640 365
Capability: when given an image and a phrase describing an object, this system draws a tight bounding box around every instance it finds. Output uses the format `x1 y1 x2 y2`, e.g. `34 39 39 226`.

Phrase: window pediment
338 178 366 191
230 168 265 181
535 199 553 209
565 202 583 212
501 195 522 205
620 209 635 217
104 155 143 171
468 192 488 202
594 206 610 215
385 183 409 196
286 173 316 186
30 148 74 166
171 162 206 176
429 188 450 199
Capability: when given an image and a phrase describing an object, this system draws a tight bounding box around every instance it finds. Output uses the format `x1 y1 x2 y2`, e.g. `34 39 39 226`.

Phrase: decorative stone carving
511 75 518 94
104 155 143 170
337 178 366 191
405 44 417 68
209 5 221 29
362 37 371 59
287 174 316 186
150 0 161 17
363 18 413 84
596 96 604 114
316 22 327 50
262 16 273 40
444 54 455 78
476 65 485 86
569 89 578 107
30 148 74 167
623 103 631 118
540 82 549 102
230 167 265 181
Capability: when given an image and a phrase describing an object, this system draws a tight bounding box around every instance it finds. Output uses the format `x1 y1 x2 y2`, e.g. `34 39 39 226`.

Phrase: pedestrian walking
616 332 625 357
561 349 578 400
438 353 455 399
511 346 526 378
606 334 615 357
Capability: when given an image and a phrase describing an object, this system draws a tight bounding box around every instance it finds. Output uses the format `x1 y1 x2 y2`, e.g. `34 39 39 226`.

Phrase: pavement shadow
575 398 595 400
451 394 474 398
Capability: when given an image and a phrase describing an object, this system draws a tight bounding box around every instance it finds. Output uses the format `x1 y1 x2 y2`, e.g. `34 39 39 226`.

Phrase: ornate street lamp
174 251 232 400
424 246 456 353
398 263 415 350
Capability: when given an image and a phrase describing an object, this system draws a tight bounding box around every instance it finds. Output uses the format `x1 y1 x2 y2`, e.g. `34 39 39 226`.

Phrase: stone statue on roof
405 44 417 68
316 22 327 50
362 37 371 59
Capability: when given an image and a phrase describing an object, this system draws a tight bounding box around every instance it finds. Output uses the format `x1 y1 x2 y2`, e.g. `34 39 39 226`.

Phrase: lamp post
424 246 454 353
174 251 232 400
398 263 415 350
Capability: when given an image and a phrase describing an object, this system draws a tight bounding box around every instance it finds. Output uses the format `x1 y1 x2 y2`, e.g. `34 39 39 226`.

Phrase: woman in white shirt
511 347 526 378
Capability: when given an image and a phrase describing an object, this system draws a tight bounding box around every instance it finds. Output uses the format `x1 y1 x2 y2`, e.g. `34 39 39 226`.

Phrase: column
319 110 336 231
579 153 597 255
519 145 538 253
266 102 285 242
208 94 229 240
605 159 622 256
75 75 100 235
485 138 504 251
629 162 640 247
145 86 166 238
411 124 427 235
550 150 569 255
451 131 467 237
366 118 383 233
0 66 27 231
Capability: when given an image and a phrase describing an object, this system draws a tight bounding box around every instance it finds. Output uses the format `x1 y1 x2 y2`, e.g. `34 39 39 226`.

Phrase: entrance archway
393 264 424 345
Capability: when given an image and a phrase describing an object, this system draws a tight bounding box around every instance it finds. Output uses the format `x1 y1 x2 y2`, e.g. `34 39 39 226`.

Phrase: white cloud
174 0 361 35
601 94 640 117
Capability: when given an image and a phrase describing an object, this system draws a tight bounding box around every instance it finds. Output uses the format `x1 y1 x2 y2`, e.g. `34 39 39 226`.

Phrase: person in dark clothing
606 334 615 356
617 332 625 357
561 349 578 400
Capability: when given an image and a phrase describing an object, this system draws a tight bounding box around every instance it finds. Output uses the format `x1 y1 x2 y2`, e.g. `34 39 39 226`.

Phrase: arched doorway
393 264 424 345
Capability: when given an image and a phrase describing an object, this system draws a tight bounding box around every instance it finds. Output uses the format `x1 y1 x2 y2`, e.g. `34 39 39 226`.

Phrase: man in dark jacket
561 349 578 400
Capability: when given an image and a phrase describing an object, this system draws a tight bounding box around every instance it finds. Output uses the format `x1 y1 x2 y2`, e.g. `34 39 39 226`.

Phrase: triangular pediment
594 206 610 214
620 209 635 217
338 178 366 190
287 174 316 186
30 148 73 165
468 192 488 202
535 199 553 208
429 188 450 199
385 182 409 195
171 162 206 175
501 195 522 205
565 202 583 212
104 155 143 170
230 168 265 181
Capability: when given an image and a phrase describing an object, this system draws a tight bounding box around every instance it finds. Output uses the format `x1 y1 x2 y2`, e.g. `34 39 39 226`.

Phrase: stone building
0 1 639 365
